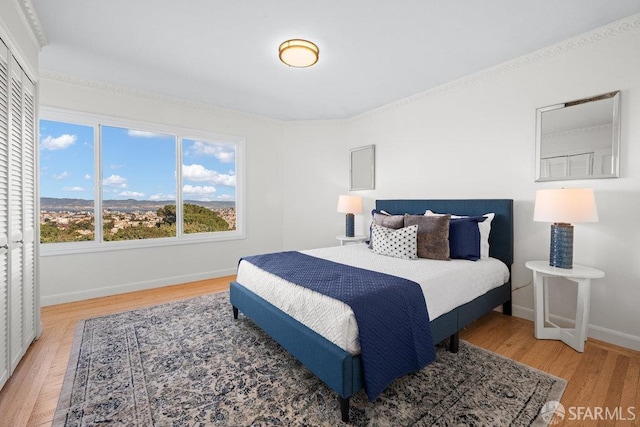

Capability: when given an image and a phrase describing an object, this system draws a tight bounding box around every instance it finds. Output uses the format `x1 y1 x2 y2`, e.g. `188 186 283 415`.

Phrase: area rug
54 291 566 426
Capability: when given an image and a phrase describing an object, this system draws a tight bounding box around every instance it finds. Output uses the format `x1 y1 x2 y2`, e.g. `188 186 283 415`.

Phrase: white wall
280 15 640 350
38 78 286 304
281 122 350 250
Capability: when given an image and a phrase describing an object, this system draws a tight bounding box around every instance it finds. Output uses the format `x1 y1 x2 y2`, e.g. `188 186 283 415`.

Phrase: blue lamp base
345 213 355 237
549 223 573 269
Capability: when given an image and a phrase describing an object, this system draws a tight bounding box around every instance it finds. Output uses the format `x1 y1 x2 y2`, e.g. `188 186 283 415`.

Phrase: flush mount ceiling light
279 39 319 68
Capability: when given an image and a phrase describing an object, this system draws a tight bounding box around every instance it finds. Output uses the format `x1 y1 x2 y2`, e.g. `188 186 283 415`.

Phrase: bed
230 199 513 422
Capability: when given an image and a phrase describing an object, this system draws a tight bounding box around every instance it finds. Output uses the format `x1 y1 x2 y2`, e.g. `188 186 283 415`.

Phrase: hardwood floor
0 277 638 426
0 277 231 427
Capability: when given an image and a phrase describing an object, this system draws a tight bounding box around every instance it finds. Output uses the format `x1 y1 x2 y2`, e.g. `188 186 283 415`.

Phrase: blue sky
39 120 236 202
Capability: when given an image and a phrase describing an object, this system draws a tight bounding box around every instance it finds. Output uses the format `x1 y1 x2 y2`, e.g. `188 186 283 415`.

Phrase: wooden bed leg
503 299 512 316
449 332 459 353
232 306 238 319
339 396 350 423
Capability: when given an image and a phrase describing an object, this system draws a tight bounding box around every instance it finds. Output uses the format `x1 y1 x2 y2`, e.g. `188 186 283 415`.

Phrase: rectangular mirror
350 145 375 190
535 91 620 181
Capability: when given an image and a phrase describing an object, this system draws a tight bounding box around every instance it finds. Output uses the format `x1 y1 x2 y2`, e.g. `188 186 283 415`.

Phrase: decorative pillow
373 210 404 228
476 213 494 259
403 214 451 260
425 210 494 259
369 210 404 248
371 224 418 260
449 216 486 261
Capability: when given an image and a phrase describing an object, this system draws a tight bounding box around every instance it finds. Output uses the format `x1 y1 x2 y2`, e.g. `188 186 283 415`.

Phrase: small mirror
536 91 620 181
350 145 375 190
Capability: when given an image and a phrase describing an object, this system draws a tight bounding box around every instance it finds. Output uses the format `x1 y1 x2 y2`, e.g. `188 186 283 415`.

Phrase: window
181 138 237 234
39 108 243 253
39 119 96 243
101 126 177 241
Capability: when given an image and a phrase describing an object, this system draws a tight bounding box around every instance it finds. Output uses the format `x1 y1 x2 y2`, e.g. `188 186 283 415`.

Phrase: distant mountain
40 197 235 211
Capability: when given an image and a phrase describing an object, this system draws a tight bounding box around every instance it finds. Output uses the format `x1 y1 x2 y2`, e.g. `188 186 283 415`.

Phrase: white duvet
235 243 510 355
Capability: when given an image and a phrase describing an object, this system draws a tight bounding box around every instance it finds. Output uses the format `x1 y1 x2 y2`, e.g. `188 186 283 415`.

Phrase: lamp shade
533 188 598 224
336 195 362 214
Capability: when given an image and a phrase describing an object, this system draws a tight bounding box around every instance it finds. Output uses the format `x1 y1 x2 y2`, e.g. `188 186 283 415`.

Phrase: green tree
183 203 230 234
157 205 177 225
40 220 94 243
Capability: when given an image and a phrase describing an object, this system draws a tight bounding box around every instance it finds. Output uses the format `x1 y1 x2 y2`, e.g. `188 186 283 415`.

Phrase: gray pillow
403 214 451 260
373 212 404 229
369 211 404 248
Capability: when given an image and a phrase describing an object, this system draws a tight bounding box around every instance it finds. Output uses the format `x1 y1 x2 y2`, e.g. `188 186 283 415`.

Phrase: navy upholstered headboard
375 199 513 269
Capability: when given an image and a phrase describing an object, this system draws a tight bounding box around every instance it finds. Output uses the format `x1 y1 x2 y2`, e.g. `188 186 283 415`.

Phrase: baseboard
512 304 640 352
511 304 535 322
40 268 237 307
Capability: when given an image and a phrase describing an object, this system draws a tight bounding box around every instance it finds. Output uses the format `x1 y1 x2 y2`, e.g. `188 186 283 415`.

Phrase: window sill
39 230 245 257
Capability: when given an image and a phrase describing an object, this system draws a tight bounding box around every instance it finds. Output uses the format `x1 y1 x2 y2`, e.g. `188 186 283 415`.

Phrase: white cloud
110 163 125 169
127 130 168 138
118 191 144 198
182 164 236 186
41 134 77 151
182 184 217 196
53 171 70 180
188 141 235 163
84 174 92 179
103 174 128 188
62 186 84 192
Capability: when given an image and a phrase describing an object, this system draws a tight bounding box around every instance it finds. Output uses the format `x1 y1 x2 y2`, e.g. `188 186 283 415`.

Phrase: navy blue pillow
449 216 486 261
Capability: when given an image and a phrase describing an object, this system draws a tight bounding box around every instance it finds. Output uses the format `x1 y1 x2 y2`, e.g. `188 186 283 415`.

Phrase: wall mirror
535 91 620 181
349 145 375 190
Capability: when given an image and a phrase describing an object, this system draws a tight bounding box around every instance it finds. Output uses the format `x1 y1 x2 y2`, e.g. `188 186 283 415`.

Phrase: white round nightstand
336 235 367 246
525 260 604 352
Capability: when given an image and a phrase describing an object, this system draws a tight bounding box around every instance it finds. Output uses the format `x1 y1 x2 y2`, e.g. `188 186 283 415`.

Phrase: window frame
39 106 245 256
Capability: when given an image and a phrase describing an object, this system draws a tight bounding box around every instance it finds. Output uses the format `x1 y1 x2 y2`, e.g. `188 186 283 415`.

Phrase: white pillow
371 224 418 260
425 210 494 259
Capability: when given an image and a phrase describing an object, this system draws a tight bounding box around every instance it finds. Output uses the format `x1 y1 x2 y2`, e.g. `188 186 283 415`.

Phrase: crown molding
542 123 613 141
16 0 47 48
350 12 640 124
39 69 351 128
39 69 283 125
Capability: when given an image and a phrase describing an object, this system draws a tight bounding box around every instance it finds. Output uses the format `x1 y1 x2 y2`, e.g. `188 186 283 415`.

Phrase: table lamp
337 195 362 237
533 188 598 269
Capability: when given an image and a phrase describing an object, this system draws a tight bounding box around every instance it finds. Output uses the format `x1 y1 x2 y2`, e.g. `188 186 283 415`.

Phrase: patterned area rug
54 291 566 426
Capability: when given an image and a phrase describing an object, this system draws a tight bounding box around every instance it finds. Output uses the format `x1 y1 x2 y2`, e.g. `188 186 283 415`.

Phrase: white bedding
235 243 510 355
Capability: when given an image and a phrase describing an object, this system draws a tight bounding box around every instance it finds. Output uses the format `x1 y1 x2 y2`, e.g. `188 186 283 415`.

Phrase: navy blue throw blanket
241 251 436 401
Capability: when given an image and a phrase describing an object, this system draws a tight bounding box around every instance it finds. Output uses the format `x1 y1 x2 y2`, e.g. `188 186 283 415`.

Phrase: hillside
41 197 235 211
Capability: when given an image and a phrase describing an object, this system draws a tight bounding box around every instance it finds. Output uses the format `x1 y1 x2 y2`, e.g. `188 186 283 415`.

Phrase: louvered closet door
7 55 36 372
8 55 24 370
0 40 9 389
0 39 37 390
21 70 36 352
